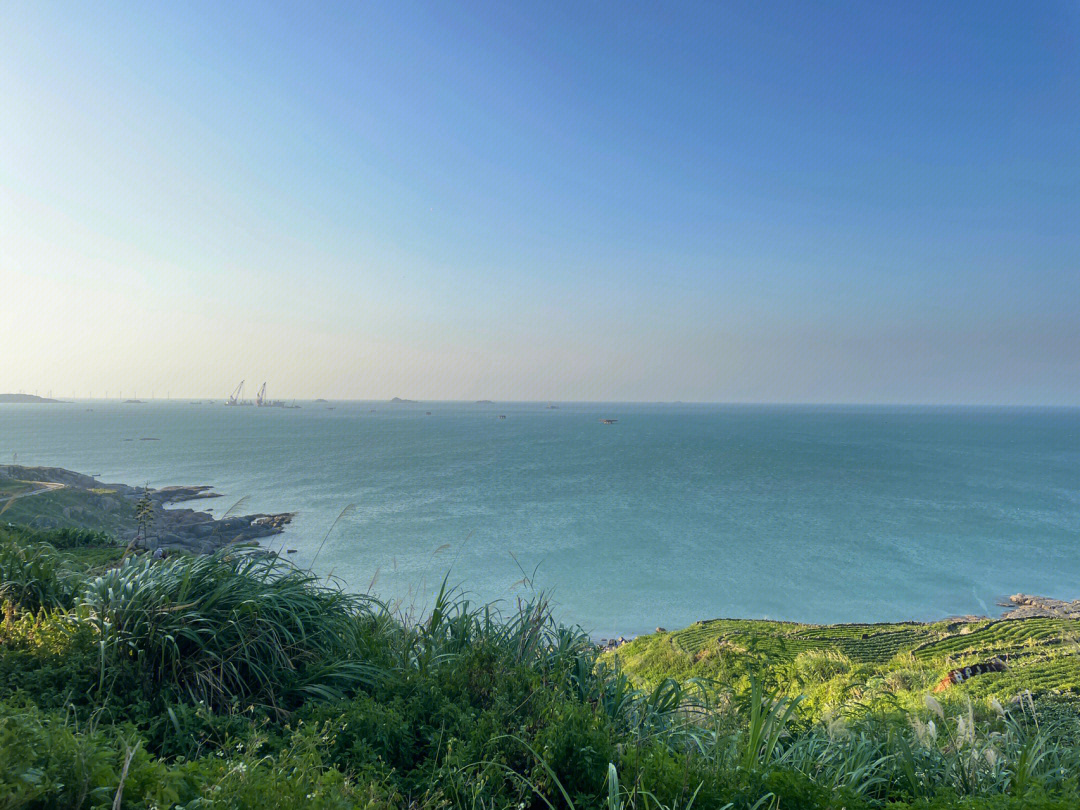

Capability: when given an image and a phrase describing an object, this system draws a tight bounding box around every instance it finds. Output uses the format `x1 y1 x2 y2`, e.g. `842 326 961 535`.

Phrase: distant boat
546 404 559 409
600 418 618 424
425 411 432 415
498 415 507 419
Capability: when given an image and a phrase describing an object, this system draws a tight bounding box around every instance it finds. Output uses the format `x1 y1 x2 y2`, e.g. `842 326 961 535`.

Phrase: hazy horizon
3 2 1078 405
5 393 1080 409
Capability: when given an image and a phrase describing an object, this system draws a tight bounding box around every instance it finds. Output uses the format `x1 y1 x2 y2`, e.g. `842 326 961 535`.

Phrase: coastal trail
1 480 65 509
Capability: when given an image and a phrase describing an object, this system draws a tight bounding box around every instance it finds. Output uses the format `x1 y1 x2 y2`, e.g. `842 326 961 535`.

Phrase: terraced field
670 618 941 663
912 617 1080 661
610 614 1080 704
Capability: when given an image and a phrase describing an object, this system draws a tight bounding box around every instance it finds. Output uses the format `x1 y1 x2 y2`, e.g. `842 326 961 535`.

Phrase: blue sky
2 1 1078 402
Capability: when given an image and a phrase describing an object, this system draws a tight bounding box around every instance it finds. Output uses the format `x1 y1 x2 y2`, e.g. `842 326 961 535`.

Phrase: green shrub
36 527 115 550
0 540 76 612
77 550 384 710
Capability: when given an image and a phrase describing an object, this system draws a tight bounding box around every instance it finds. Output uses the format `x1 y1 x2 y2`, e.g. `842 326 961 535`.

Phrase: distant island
475 399 494 404
0 393 61 404
390 397 418 404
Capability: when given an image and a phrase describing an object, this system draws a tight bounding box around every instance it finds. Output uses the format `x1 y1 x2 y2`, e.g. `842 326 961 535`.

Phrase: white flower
924 694 945 719
911 717 932 747
827 714 849 741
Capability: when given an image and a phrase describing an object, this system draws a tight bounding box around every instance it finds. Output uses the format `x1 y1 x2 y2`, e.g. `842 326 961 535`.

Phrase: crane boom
227 379 244 405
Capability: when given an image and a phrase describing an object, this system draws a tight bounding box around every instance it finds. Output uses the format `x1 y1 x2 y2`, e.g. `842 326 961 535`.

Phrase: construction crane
227 379 245 406
256 382 267 406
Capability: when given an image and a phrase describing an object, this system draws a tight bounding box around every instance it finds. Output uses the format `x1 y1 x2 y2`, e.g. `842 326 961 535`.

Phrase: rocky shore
1001 593 1080 620
0 465 293 554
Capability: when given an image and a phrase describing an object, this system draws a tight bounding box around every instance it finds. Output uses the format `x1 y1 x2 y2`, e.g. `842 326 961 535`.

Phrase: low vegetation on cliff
2 523 1079 809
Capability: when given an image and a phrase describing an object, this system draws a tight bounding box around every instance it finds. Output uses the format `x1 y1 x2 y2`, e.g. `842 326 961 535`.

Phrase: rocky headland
0 465 293 554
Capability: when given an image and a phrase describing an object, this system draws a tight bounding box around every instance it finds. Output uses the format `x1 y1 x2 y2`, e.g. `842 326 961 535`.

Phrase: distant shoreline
0 393 62 404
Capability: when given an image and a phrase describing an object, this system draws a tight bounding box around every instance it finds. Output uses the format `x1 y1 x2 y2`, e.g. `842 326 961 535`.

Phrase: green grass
610 615 1080 702
0 479 33 499
2 522 1080 809
0 485 135 534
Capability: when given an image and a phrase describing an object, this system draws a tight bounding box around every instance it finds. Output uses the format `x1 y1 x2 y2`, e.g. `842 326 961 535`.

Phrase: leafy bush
36 527 115 549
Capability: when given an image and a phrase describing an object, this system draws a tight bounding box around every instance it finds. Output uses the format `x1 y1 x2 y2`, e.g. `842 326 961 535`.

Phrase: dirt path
2 480 65 505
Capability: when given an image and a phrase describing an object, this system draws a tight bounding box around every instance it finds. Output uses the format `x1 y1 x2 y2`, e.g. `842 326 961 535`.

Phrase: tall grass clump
77 550 384 710
0 538 74 611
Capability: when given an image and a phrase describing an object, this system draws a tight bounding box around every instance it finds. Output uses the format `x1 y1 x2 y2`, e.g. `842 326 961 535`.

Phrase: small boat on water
600 418 618 424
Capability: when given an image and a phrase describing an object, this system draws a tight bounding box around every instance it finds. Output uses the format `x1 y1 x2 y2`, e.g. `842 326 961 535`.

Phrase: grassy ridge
2 523 1080 809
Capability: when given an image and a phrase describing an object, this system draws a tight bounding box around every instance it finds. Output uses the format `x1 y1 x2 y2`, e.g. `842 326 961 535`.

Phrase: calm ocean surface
2 401 1078 636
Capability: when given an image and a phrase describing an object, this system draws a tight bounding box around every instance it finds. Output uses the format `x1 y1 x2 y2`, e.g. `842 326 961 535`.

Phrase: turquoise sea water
2 401 1078 636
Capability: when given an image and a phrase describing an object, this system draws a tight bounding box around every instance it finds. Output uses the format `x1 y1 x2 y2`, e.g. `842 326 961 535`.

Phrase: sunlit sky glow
2 2 1078 403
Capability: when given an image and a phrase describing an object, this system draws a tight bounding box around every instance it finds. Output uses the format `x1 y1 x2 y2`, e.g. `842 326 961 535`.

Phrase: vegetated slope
610 615 1080 703
3 522 1080 809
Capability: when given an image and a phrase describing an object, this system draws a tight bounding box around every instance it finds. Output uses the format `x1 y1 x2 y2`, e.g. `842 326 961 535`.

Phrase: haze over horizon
3 2 1078 405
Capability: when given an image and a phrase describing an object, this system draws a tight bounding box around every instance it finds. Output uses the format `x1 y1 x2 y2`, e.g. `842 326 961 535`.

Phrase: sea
2 401 1078 637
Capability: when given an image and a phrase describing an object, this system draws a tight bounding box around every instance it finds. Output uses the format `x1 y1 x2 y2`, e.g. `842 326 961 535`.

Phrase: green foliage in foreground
1 524 1079 809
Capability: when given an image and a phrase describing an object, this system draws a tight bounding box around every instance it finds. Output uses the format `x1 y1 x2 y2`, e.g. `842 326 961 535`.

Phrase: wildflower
924 694 944 719
985 748 999 767
826 713 849 741
927 719 937 740
911 716 932 747
990 697 1005 717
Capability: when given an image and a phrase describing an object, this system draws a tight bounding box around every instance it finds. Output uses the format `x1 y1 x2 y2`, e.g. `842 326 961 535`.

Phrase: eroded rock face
130 506 296 554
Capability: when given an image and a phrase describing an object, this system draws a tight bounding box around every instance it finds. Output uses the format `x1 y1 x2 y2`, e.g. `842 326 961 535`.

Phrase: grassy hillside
607 615 1080 712
1 478 135 534
2 522 1080 809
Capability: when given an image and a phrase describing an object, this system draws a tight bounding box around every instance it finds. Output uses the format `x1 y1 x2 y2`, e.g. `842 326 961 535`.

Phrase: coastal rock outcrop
1001 593 1080 620
1 465 293 555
